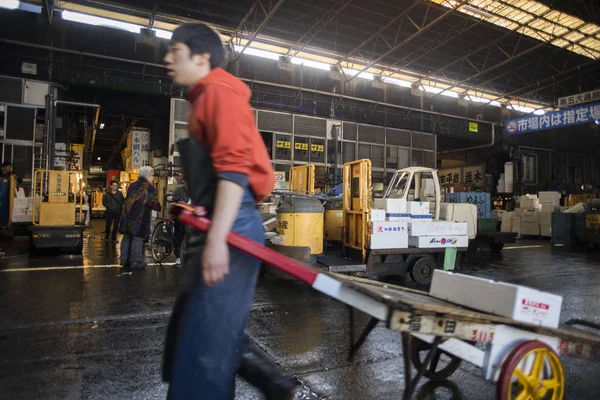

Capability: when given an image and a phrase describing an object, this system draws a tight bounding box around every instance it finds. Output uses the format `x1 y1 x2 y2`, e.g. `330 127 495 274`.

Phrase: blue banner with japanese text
504 102 600 136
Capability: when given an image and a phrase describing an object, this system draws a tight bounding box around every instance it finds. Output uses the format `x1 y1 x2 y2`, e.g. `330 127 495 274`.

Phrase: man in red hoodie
162 23 297 399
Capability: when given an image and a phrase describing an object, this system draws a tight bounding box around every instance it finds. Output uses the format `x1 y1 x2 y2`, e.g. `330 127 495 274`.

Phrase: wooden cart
177 204 600 400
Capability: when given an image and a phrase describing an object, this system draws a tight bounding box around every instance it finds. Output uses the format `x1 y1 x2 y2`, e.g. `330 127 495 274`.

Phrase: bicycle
150 218 176 263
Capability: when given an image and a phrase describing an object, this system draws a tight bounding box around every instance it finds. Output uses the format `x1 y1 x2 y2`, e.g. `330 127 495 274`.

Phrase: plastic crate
478 218 498 232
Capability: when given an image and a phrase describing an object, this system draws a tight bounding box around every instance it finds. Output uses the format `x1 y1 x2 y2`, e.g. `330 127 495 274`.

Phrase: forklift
29 169 86 253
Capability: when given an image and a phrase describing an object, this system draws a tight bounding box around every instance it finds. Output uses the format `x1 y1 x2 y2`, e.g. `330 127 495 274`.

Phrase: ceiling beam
335 0 422 70
477 59 600 107
285 0 353 57
228 0 287 61
148 0 161 30
379 18 482 77
344 0 470 83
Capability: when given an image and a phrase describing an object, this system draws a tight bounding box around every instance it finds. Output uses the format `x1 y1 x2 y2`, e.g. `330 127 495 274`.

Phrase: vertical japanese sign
504 102 600 136
522 155 536 183
48 171 68 203
130 130 151 169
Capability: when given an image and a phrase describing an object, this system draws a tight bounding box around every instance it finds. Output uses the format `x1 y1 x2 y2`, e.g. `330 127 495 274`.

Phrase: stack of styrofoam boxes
11 189 33 223
491 209 506 222
500 212 514 232
408 220 469 248
370 199 409 249
520 209 540 236
497 173 505 194
407 200 469 248
538 192 560 238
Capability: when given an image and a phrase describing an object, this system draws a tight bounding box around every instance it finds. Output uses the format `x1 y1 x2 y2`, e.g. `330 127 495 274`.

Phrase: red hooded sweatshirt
187 68 274 202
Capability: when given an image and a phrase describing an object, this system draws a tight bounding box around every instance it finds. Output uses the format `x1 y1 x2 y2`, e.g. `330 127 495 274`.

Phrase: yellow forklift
29 169 86 253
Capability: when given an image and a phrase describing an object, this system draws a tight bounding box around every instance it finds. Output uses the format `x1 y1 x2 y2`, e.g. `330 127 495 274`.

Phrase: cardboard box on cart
430 270 563 329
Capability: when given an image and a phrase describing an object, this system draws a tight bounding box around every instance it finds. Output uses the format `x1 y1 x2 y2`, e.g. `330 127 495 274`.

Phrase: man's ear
192 52 211 67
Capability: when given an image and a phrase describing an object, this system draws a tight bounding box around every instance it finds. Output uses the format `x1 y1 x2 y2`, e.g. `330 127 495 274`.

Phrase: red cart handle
174 204 319 286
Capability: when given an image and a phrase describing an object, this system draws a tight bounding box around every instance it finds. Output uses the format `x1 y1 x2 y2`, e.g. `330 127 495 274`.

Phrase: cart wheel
408 336 463 381
490 243 504 252
409 257 436 285
497 340 564 400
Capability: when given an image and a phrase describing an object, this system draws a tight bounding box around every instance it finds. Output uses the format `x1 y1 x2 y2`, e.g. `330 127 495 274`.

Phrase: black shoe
237 340 299 400
120 261 130 268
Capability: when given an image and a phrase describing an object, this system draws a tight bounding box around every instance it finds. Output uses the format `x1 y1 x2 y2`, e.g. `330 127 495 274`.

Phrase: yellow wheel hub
509 347 564 400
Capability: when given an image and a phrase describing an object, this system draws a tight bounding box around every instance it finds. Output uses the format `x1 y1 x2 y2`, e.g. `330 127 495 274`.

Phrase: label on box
409 235 469 248
387 213 411 222
372 222 407 235
409 222 468 236
411 214 433 220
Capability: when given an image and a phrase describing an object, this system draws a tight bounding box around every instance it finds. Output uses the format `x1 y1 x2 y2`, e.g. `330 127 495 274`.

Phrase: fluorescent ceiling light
382 77 412 88
233 45 280 61
0 0 19 10
439 90 459 98
290 57 330 71
342 68 373 80
62 10 142 34
153 29 172 40
99 123 105 129
461 4 493 19
533 109 546 115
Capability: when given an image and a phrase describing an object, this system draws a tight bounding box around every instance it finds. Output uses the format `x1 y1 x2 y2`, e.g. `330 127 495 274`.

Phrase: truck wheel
410 257 436 286
490 243 504 252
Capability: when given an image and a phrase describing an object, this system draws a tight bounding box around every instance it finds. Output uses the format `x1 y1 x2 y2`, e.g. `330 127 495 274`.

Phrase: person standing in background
0 161 18 230
166 176 189 266
119 166 161 269
103 180 125 242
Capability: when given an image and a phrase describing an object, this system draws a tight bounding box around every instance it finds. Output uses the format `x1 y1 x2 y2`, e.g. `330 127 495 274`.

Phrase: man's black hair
1 161 12 168
171 23 227 69
110 180 118 186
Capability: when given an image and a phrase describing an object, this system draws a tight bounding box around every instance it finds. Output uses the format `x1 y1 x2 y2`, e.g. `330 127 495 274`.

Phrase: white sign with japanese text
558 89 600 108
130 130 150 170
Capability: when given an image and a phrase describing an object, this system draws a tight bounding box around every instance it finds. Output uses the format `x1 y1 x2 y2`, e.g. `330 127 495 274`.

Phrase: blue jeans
120 234 144 266
167 204 263 400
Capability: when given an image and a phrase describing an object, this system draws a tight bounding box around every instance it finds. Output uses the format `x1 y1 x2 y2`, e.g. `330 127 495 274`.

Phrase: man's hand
201 238 229 285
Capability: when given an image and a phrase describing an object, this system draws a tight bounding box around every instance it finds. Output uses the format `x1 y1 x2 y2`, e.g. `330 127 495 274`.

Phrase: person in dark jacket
102 180 125 242
119 166 161 269
0 161 20 229
166 176 189 266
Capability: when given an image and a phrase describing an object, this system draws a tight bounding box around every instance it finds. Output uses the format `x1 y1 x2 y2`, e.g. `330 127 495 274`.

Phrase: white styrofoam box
501 220 512 233
540 204 560 213
539 191 561 202
409 221 468 237
564 203 585 214
374 198 407 214
430 270 562 328
387 213 411 222
410 214 433 222
539 212 552 226
409 235 469 248
540 224 551 237
370 234 408 249
407 201 430 215
371 209 386 222
521 221 540 236
511 217 521 234
521 209 539 223
492 209 506 221
520 197 539 209
501 212 514 223
504 162 514 192
13 198 28 208
372 221 407 235
439 203 478 240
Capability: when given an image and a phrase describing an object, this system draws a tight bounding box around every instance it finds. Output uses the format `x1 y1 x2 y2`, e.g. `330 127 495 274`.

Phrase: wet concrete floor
1 220 599 399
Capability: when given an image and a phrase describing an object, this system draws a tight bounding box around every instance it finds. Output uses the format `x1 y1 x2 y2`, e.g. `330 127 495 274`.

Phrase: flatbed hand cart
176 204 600 400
